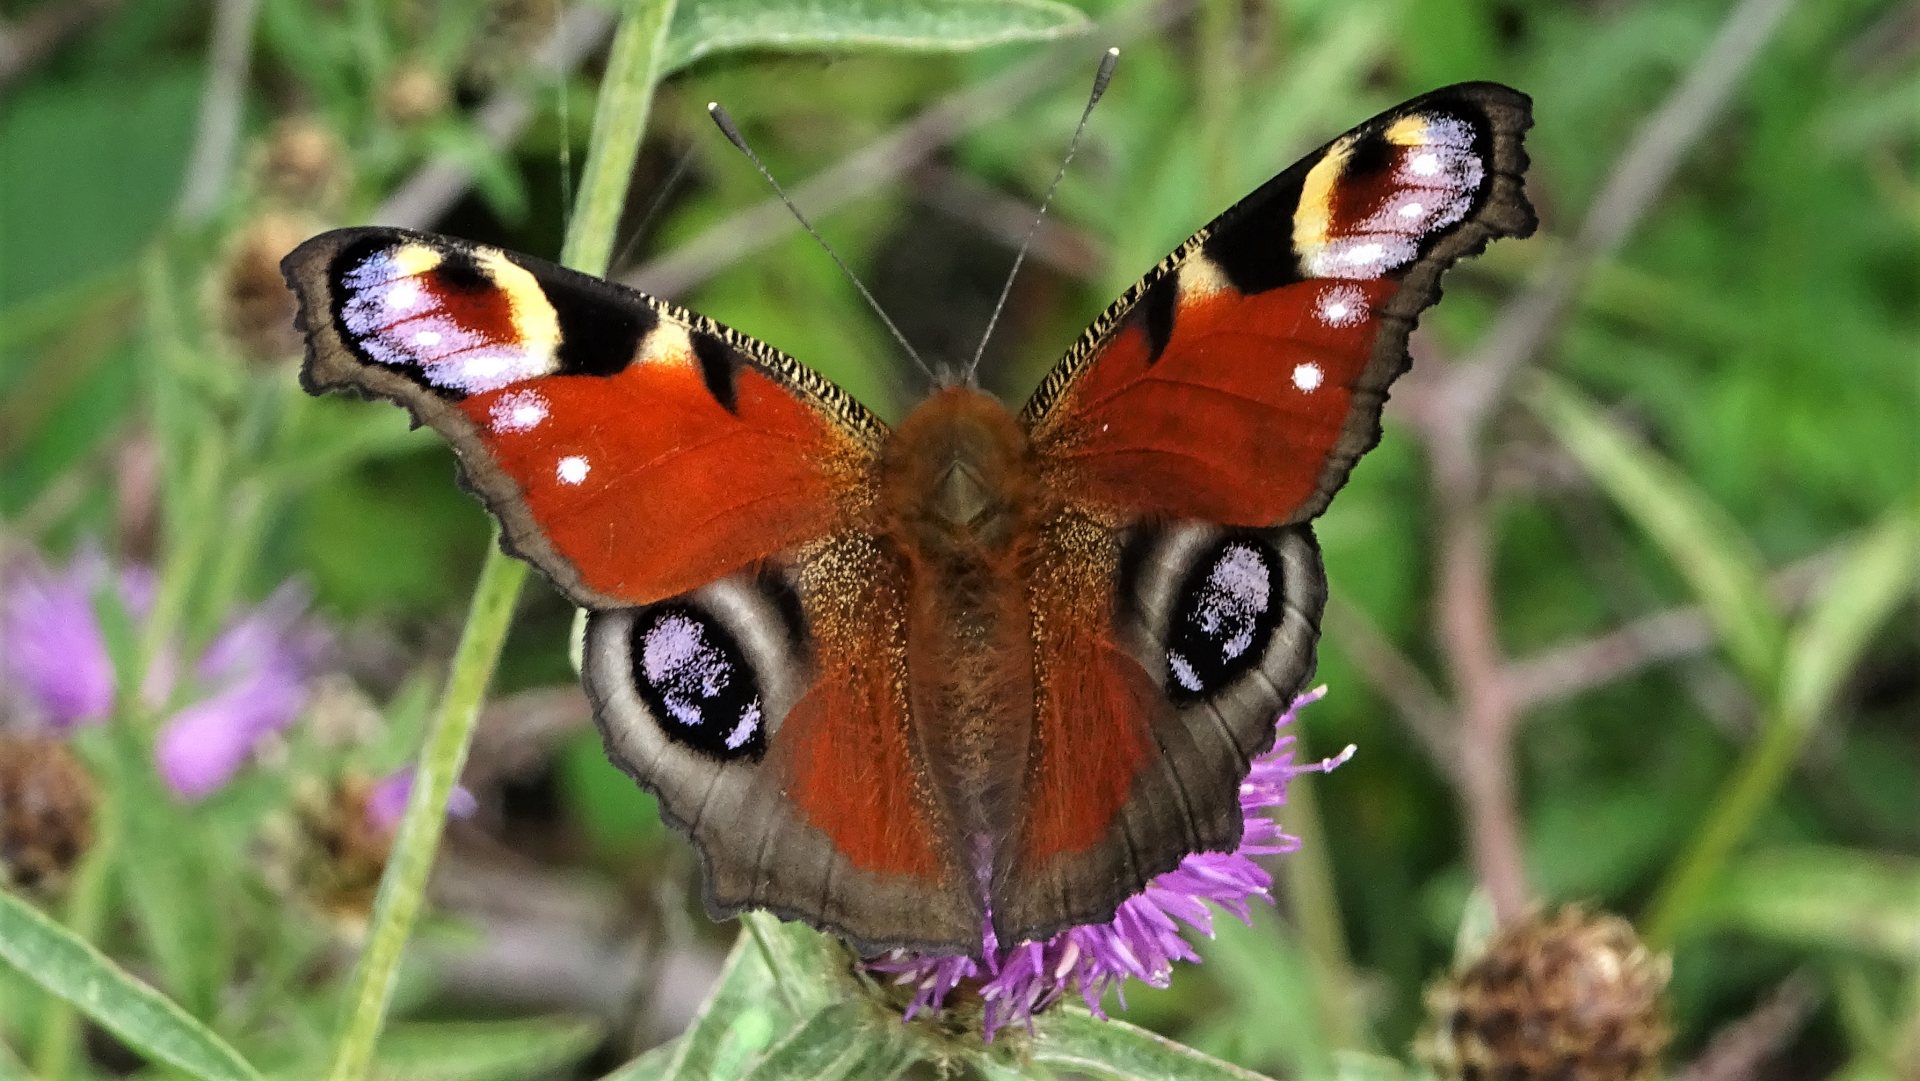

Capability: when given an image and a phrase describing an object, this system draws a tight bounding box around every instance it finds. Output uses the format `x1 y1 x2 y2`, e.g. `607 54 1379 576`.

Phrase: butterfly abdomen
882 388 1044 851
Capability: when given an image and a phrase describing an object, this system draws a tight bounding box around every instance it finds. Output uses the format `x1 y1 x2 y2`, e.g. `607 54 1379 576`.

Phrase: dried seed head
1418 905 1673 1081
214 211 317 363
260 117 348 209
381 63 449 125
0 732 98 894
266 773 394 931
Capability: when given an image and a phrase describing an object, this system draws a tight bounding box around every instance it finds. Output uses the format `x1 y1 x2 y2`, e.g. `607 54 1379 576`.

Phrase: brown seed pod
0 732 99 894
260 117 349 210
1418 905 1673 1081
288 772 395 926
381 62 449 125
215 211 319 363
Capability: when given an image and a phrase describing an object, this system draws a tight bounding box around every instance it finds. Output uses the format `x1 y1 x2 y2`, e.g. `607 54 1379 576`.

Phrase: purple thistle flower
2 546 326 800
156 582 327 799
866 686 1352 1041
365 765 479 833
2 546 121 729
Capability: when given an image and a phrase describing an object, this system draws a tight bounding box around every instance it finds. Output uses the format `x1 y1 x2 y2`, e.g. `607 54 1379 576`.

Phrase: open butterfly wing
284 229 980 951
1001 83 1534 938
286 227 881 609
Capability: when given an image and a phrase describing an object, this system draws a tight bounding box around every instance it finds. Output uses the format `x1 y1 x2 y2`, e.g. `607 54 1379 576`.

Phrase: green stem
560 0 679 276
1642 705 1803 948
1278 773 1366 1051
31 819 116 1081
320 3 675 1078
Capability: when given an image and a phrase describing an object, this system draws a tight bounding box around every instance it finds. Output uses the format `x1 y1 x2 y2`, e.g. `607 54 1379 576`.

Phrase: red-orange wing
284 227 882 609
286 228 981 953
1025 84 1535 523
996 84 1535 940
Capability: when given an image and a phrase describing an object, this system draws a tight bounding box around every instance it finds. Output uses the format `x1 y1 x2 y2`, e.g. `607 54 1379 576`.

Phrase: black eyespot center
1164 534 1282 704
629 603 767 761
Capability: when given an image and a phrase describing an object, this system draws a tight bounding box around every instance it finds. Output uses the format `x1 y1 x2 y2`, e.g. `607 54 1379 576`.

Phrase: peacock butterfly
282 82 1535 955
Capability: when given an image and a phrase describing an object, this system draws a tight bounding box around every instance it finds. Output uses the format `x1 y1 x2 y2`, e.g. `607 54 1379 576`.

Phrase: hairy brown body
880 388 1044 867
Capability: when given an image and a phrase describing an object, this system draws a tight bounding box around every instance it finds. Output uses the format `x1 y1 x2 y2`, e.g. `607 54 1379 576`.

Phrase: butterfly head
882 387 1037 561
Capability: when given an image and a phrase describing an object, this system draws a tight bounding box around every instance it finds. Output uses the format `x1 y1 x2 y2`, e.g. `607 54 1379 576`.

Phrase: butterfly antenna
708 103 934 384
964 46 1118 386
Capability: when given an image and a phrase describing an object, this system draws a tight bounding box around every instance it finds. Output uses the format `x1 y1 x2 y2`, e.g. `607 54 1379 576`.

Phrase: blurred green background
1 0 1915 1077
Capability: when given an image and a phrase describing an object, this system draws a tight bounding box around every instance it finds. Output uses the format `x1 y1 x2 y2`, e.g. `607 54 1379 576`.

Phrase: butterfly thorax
880 388 1042 854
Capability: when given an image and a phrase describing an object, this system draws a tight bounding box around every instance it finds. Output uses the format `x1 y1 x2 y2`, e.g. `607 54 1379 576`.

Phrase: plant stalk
1642 705 1801 948
319 2 675 1077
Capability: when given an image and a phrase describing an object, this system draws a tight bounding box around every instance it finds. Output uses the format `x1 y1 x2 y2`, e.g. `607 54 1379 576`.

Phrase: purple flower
365 765 479 832
2 546 120 728
866 687 1352 1041
2 546 326 800
156 582 327 799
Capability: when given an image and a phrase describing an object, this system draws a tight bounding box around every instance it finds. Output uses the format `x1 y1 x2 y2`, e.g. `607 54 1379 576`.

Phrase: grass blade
1524 373 1785 689
0 888 262 1081
1779 507 1919 730
663 0 1090 73
371 1017 604 1081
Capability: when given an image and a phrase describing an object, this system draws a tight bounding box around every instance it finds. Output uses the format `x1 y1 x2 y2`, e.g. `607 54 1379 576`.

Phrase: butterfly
283 82 1534 955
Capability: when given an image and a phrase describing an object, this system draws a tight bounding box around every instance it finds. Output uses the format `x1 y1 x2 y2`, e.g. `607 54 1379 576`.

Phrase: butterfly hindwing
1001 83 1534 935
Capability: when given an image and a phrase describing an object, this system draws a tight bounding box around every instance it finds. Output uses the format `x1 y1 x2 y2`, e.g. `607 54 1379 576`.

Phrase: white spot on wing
1314 283 1368 327
1169 652 1202 692
724 702 761 749
557 456 590 485
388 282 419 309
1293 363 1324 392
414 330 442 347
1410 152 1440 176
489 389 549 433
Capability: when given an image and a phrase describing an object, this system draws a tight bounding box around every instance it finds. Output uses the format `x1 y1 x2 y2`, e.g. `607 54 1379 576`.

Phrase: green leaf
1333 1052 1412 1081
736 1002 919 1081
660 926 796 1081
1779 507 1919 731
0 1039 33 1081
741 913 843 1016
0 887 263 1081
596 1038 678 1081
1023 1007 1277 1081
662 0 1090 74
1703 847 1920 961
1524 374 1785 688
371 1017 604 1081
79 724 228 1023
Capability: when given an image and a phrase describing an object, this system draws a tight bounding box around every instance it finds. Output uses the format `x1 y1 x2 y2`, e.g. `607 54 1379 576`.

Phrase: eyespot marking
1164 536 1282 704
630 605 766 761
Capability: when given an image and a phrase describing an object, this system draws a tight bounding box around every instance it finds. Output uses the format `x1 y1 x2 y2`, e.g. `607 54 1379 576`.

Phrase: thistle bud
381 63 448 126
0 732 98 893
214 211 317 364
260 117 348 210
1418 906 1672 1081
